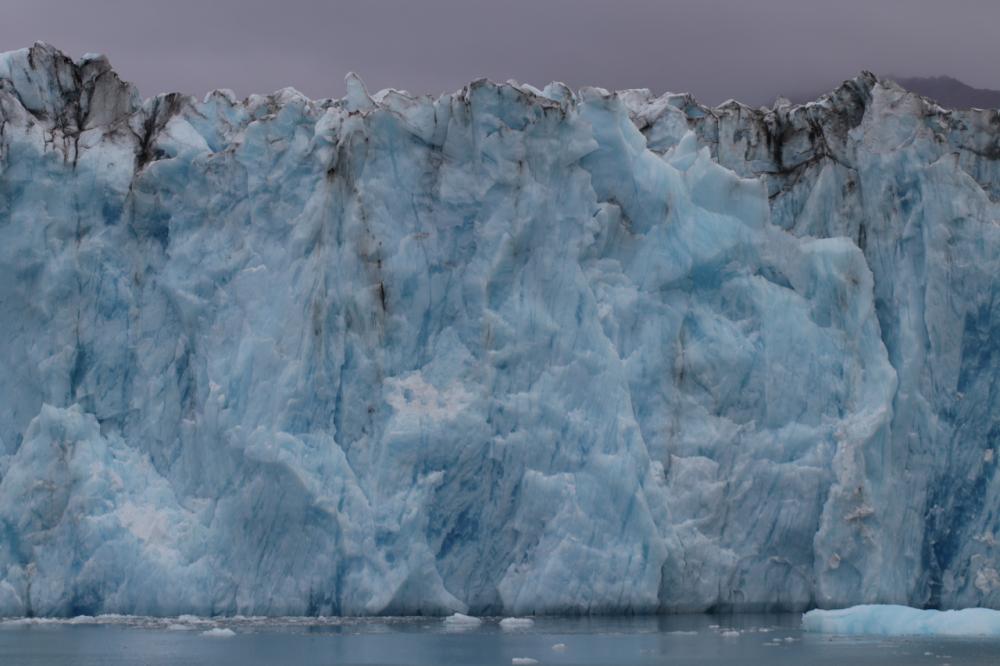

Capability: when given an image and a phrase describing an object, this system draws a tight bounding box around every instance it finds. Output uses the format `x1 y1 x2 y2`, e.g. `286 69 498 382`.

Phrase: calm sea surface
1 613 998 665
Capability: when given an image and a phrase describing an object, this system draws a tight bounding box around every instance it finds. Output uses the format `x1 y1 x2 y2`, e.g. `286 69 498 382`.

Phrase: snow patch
385 374 473 422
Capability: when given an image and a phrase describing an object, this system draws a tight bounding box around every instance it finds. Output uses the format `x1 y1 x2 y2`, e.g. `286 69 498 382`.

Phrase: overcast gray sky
3 0 999 105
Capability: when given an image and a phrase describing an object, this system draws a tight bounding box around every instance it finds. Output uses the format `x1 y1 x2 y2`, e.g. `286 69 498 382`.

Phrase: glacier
0 42 998 617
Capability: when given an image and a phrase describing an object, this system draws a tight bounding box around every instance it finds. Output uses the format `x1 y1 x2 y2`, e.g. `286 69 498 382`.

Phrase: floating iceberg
201 627 237 638
803 605 1000 637
0 42 999 617
443 612 482 628
500 618 535 631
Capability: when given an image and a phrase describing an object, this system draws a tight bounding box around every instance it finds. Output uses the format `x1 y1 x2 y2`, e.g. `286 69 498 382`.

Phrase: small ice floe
0 615 133 627
201 627 236 638
500 617 535 630
512 658 538 665
178 614 208 624
551 643 567 652
803 604 1000 637
443 613 482 629
720 630 740 638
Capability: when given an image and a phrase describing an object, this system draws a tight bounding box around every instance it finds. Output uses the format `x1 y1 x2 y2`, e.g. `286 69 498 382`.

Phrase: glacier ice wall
0 43 997 617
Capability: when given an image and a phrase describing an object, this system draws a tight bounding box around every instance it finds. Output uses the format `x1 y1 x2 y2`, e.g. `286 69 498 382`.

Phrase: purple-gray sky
4 0 999 105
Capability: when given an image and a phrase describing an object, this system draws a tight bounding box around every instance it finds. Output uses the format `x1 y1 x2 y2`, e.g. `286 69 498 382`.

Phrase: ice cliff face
0 43 998 617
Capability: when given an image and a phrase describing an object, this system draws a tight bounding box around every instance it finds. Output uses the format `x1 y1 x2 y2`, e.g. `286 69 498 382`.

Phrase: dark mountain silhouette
786 75 1000 110
889 75 1000 109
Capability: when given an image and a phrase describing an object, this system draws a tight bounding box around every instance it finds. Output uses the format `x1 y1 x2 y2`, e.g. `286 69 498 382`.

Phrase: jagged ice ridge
0 43 999 617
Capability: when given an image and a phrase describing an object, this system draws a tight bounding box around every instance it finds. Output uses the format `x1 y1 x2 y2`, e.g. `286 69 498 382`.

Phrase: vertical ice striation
623 77 1000 610
0 43 997 616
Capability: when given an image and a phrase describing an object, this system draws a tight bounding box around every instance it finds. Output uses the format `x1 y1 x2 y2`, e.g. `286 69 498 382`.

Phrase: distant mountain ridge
889 75 1000 110
789 75 1000 110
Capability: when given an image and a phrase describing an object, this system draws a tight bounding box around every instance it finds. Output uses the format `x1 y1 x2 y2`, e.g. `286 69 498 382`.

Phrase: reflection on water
1 613 998 665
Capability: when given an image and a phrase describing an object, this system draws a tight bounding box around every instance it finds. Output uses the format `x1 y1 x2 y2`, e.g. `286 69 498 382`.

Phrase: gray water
1 614 998 665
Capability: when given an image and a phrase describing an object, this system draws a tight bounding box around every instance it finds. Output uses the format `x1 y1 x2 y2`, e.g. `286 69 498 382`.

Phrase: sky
3 0 999 106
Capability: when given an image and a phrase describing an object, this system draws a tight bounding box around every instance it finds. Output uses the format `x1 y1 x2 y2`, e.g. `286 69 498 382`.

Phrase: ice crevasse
0 43 998 617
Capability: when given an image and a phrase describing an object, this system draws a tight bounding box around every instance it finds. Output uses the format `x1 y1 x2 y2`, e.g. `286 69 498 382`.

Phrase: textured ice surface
804 604 1000 637
201 627 237 638
444 612 482 628
0 43 998 616
500 618 535 631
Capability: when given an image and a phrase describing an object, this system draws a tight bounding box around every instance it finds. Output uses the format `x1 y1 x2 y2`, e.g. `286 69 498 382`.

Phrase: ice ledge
803 605 1000 637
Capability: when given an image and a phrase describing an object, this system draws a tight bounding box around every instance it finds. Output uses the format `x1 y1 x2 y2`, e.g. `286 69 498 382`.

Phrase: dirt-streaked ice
0 43 998 617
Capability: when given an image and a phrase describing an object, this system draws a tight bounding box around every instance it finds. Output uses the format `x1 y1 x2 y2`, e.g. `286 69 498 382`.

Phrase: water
1 614 998 665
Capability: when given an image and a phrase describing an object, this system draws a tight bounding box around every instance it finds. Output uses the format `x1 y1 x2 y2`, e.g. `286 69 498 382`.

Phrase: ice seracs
0 42 998 617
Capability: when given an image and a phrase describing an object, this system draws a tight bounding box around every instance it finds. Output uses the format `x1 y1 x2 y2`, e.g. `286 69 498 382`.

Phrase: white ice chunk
443 612 482 628
803 605 1000 637
500 618 535 631
201 627 236 638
